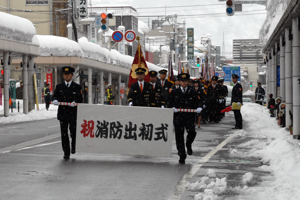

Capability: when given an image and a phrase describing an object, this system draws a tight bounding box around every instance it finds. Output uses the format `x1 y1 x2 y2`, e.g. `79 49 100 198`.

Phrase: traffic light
1 70 3 75
100 12 113 32
197 57 200 67
226 0 235 16
250 81 253 88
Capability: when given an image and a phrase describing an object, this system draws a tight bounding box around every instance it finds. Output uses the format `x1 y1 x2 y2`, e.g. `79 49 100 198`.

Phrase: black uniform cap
62 66 75 74
178 73 190 81
135 68 147 75
193 79 200 84
159 69 168 74
232 74 239 79
218 78 224 83
174 76 179 81
211 76 218 81
149 70 158 77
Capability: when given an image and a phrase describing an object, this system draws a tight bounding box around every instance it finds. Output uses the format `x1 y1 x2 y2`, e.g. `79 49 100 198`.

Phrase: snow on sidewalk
0 98 57 125
187 103 300 200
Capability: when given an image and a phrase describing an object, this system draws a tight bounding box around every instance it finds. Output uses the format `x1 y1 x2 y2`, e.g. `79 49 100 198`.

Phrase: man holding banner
168 73 202 164
52 67 83 159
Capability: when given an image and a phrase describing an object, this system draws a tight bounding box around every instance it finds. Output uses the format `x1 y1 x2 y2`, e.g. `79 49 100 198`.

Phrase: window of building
26 0 49 5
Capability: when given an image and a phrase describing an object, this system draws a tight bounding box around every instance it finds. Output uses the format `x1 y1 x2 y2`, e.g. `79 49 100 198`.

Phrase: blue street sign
215 72 219 77
112 31 123 43
277 66 280 86
223 66 240 81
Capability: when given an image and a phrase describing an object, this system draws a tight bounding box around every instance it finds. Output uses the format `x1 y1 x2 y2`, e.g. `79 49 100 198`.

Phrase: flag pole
137 36 141 68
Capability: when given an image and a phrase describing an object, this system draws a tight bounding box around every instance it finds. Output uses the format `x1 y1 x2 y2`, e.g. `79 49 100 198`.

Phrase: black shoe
232 127 242 130
187 148 193 155
179 159 185 164
71 148 76 154
197 125 200 128
63 155 70 159
203 121 207 124
215 121 219 123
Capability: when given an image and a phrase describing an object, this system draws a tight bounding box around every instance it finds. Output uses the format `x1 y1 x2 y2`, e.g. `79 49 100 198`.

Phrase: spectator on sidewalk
267 94 276 117
278 102 286 127
255 82 265 105
274 97 282 118
44 83 51 111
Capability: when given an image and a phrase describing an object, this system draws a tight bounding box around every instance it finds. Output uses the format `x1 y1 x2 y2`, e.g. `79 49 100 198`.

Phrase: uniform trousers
233 110 243 129
174 113 197 158
60 120 77 156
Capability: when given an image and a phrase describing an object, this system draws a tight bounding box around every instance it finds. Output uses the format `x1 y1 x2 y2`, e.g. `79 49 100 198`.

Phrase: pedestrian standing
267 94 276 117
52 67 83 159
231 74 243 129
255 82 265 105
128 68 152 107
44 83 51 111
218 79 228 118
106 84 114 105
168 73 202 164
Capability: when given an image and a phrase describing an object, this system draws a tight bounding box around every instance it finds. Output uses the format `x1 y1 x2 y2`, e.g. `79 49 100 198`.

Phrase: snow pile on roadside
0 11 36 44
188 103 300 199
0 97 57 125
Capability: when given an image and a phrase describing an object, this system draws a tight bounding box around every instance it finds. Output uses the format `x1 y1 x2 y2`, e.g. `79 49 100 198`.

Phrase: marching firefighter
168 73 202 164
231 74 243 129
149 70 164 107
159 69 173 104
44 83 51 111
207 76 222 123
194 79 204 128
218 78 228 118
52 66 83 159
172 76 180 90
128 68 152 107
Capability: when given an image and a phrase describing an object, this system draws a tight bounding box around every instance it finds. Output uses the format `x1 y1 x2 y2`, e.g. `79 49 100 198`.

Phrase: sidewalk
0 98 57 125
181 103 300 200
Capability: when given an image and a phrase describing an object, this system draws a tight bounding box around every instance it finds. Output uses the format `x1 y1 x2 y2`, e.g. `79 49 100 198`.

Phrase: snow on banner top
0 12 37 44
37 35 83 57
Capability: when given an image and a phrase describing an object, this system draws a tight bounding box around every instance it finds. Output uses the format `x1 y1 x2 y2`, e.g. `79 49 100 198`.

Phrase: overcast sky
91 0 266 58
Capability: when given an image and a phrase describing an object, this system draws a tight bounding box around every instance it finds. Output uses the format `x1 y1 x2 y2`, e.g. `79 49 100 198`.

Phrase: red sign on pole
46 68 53 92
125 30 136 42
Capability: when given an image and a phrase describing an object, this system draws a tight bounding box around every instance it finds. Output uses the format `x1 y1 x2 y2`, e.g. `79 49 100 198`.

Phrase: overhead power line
135 3 224 9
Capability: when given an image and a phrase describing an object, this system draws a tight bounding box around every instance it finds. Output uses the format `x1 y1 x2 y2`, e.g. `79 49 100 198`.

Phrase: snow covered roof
138 21 150 34
78 37 110 62
0 12 37 44
37 35 83 57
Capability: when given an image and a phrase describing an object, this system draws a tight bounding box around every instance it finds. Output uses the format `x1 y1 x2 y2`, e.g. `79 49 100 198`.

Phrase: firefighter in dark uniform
231 74 243 129
149 70 164 107
168 73 202 164
207 76 222 123
194 79 204 128
255 82 265 105
158 69 173 104
172 76 180 90
218 78 228 118
128 68 152 107
52 67 83 159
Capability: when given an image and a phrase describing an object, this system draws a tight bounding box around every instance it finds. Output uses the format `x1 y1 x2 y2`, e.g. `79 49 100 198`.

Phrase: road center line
15 141 61 151
168 132 239 200
0 133 60 154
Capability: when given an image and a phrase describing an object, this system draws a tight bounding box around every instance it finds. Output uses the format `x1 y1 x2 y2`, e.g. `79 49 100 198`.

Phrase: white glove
161 105 165 108
52 100 59 106
69 101 76 107
237 102 241 107
173 107 178 113
219 99 223 103
203 105 206 109
260 98 263 101
196 107 202 114
129 102 133 107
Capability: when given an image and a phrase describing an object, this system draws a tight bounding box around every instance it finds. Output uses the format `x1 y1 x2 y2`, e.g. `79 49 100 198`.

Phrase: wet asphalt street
0 113 268 200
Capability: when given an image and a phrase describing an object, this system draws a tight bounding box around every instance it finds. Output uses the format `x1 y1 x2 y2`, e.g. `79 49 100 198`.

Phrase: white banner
76 105 174 157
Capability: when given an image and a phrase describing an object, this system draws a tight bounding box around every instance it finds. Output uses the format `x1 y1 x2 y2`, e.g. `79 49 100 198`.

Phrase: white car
225 97 253 107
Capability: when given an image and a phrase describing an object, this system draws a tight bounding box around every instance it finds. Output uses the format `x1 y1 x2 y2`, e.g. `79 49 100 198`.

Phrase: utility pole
174 14 178 71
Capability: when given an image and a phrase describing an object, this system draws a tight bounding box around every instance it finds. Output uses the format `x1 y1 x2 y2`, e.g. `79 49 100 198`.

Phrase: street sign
223 66 240 81
112 31 123 43
215 72 219 77
219 71 225 78
95 15 101 29
124 30 136 42
187 28 194 61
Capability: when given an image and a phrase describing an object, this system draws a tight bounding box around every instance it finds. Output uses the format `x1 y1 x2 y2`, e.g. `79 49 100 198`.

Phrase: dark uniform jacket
159 79 173 105
194 87 204 108
219 85 228 99
52 82 83 121
128 81 152 107
255 87 265 102
149 82 164 107
168 86 200 109
207 84 222 102
231 82 243 104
